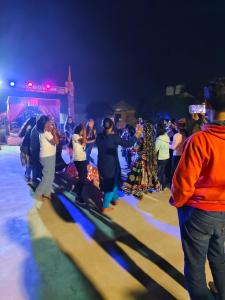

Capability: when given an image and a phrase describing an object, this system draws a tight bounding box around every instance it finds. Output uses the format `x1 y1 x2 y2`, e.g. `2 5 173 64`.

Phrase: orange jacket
171 124 225 211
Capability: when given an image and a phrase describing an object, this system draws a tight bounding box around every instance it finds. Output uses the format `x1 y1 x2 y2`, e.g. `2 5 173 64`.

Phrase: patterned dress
123 122 159 198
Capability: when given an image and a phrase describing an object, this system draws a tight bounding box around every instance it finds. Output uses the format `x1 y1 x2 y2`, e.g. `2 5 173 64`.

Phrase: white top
72 134 86 161
155 133 170 160
169 133 186 156
39 131 56 158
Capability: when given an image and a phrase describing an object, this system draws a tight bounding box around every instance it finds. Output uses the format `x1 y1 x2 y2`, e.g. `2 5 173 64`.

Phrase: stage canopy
7 96 60 124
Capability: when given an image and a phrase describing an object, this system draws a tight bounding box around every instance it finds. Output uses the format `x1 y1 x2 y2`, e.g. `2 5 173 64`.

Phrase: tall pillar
65 65 75 119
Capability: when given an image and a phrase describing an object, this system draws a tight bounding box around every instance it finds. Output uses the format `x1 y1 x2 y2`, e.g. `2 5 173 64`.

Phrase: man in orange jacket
170 78 225 300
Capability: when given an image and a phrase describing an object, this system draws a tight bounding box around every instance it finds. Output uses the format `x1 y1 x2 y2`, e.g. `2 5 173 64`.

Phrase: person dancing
34 116 59 207
123 121 159 199
96 118 142 213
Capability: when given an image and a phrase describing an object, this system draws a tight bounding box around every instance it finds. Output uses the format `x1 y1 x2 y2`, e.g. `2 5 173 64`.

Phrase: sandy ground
0 146 213 300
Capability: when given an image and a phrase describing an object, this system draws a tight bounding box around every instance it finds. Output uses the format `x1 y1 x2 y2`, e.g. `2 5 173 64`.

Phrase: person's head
156 123 166 137
18 116 37 137
87 118 95 129
175 120 186 135
129 126 135 137
204 78 225 120
102 117 114 134
74 123 83 136
27 116 36 128
170 119 176 128
125 124 130 132
67 116 73 124
36 115 51 133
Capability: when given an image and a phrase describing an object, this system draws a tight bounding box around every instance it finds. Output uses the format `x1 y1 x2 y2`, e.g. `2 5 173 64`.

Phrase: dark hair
36 115 50 133
86 119 95 134
180 128 188 137
74 123 83 135
102 118 114 130
156 123 166 137
204 78 225 112
66 116 74 123
18 116 36 137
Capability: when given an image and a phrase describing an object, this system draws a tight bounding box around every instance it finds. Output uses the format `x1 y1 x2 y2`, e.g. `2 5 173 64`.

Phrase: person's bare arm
49 127 59 145
81 125 87 147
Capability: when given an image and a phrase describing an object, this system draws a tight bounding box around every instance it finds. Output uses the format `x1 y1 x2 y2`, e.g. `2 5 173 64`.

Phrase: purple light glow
123 195 180 239
27 82 33 88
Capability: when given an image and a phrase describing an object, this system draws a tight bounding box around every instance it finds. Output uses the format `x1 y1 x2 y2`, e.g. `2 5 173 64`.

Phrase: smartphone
189 105 206 114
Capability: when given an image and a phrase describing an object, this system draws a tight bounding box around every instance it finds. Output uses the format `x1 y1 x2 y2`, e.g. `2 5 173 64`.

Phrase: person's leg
112 185 119 199
35 156 55 197
103 191 114 208
31 160 39 186
74 160 88 197
25 163 32 181
157 160 164 189
127 150 132 168
161 159 168 189
88 143 94 163
171 156 181 180
207 213 225 300
178 207 215 300
86 145 91 163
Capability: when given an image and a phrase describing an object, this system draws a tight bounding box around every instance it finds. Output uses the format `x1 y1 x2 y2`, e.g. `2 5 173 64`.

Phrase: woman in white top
169 121 187 179
34 116 59 205
72 123 87 202
155 124 170 190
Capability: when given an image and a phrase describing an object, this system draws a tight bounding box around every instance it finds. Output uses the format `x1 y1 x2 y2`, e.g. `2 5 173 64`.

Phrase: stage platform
0 146 213 300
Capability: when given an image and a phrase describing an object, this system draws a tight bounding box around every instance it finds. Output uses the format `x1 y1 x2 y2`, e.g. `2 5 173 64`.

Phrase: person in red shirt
170 78 225 300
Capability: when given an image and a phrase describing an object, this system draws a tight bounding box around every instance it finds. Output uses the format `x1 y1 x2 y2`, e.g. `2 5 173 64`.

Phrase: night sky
1 0 225 104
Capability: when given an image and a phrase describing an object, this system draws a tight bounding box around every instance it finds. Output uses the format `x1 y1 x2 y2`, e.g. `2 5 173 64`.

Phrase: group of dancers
19 114 189 212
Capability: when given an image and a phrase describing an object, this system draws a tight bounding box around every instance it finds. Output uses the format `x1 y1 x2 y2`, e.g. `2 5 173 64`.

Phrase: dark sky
1 0 225 104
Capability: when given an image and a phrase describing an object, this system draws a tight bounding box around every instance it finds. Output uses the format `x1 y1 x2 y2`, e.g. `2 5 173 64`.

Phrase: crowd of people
18 78 225 300
19 112 206 208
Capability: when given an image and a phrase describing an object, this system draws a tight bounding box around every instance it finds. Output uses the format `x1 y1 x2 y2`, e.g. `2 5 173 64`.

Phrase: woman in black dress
96 118 142 213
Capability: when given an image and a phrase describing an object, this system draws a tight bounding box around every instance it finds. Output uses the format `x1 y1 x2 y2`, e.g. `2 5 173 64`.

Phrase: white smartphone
189 105 206 114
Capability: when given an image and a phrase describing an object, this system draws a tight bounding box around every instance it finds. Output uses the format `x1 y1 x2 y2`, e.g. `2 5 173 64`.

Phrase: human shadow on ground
5 218 105 300
52 192 185 300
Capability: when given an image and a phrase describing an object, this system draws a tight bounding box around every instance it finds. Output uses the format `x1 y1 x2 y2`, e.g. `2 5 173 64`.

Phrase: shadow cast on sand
50 192 185 300
5 217 104 300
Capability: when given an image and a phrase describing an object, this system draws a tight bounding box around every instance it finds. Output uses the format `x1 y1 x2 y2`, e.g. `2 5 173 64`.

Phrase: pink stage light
46 84 51 89
27 82 33 88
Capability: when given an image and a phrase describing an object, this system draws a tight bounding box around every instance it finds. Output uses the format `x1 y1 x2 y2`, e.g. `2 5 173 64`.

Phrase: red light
27 82 33 88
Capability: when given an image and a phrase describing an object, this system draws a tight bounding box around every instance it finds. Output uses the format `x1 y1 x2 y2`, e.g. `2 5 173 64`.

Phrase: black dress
96 133 136 193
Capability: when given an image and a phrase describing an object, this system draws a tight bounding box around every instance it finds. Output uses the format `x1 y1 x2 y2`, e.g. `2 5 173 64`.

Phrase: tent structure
7 96 60 127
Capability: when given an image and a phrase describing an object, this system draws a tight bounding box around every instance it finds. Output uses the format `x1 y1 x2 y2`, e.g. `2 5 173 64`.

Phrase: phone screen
189 105 206 114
